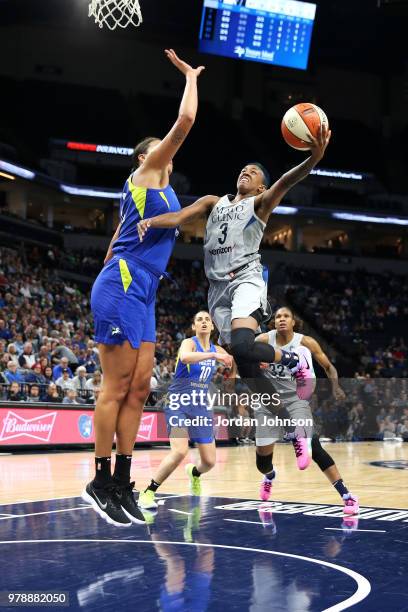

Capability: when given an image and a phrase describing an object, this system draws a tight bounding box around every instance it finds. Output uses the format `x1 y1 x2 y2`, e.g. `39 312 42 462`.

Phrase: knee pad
256 451 273 474
311 434 335 471
230 328 255 362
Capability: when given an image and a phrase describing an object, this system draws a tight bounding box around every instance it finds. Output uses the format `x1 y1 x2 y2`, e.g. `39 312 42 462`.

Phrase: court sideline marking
0 539 371 612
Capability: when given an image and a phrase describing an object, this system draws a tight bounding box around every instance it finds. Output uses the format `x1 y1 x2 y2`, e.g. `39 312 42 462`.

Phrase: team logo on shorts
369 460 408 470
78 414 93 439
111 326 122 337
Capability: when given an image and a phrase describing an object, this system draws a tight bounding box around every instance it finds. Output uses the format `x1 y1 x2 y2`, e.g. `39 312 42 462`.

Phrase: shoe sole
81 488 131 528
121 505 146 524
139 502 159 510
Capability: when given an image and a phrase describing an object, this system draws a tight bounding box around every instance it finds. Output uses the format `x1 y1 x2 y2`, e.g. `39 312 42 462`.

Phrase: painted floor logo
369 460 408 470
214 500 408 524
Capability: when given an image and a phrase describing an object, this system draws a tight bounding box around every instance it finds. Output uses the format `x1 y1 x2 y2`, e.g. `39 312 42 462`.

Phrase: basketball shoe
82 481 131 527
138 488 158 510
185 463 201 495
259 470 276 501
114 481 145 524
294 346 315 401
343 493 359 516
286 429 311 470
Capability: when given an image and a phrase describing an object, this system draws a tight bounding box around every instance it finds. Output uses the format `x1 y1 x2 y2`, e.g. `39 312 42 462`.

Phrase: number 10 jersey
204 195 266 281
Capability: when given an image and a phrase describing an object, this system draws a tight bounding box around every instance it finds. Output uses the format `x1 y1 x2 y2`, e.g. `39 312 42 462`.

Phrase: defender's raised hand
165 48 205 78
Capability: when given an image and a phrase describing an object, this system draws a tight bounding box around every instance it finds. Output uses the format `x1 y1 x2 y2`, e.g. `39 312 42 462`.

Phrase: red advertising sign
0 406 229 447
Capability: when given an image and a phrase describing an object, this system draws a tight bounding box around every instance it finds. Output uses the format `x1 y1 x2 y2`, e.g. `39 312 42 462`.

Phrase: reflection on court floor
0 493 407 611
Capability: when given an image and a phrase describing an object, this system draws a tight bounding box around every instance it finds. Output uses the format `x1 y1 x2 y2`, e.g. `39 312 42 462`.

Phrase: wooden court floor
1 441 407 508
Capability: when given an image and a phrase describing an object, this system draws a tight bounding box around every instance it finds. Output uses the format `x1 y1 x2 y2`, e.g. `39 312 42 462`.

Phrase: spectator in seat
1 352 13 371
18 342 36 369
4 361 25 384
72 365 88 399
52 357 73 381
6 343 19 360
7 381 26 402
42 383 62 403
379 414 397 440
86 387 101 405
14 333 24 354
63 389 79 405
85 370 103 394
25 363 46 385
52 341 78 370
0 319 12 341
43 366 54 386
56 368 75 393
27 384 41 403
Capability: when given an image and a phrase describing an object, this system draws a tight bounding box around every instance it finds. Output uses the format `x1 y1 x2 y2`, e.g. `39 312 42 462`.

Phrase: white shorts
208 262 268 345
255 399 314 446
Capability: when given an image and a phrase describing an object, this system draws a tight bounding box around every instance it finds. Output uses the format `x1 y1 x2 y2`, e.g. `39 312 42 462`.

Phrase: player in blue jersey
82 49 206 527
138 311 232 510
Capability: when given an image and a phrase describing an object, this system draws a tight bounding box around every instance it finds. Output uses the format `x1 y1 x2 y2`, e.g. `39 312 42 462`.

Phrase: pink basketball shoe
288 430 311 470
343 493 359 516
259 471 276 501
294 346 315 401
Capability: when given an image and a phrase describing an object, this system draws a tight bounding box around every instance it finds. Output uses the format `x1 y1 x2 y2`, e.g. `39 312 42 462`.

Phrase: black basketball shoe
82 481 132 527
114 481 146 524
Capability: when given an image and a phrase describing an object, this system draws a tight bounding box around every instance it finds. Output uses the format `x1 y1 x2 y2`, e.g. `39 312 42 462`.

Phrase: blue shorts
164 406 214 445
91 255 159 349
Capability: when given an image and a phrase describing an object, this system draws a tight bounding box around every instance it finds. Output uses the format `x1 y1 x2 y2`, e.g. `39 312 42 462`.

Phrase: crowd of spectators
282 265 408 378
312 375 408 442
0 245 407 443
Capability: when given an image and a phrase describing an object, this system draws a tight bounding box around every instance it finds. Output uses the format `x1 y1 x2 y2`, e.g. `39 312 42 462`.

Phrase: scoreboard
199 0 316 70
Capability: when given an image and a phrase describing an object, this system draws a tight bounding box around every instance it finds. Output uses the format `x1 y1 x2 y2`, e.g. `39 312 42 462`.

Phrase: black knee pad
249 308 263 324
256 451 273 474
311 434 335 471
231 328 255 362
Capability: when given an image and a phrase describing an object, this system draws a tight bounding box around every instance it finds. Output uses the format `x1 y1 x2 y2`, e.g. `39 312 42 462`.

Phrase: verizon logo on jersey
209 246 232 256
0 410 57 442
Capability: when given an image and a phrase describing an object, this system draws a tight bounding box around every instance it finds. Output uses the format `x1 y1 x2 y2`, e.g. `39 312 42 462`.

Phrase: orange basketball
281 103 329 151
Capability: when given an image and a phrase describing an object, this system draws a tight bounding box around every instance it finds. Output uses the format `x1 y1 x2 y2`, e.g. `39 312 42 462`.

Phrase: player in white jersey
255 306 359 515
138 125 331 385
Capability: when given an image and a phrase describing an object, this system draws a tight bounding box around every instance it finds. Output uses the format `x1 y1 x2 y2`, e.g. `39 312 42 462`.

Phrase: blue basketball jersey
112 175 181 276
168 336 218 396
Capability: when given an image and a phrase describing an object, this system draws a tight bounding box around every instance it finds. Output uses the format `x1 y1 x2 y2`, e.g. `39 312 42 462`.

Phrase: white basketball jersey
204 195 265 281
265 331 315 399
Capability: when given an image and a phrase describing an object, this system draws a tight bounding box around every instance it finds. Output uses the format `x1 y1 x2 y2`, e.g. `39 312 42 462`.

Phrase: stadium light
59 183 122 199
311 168 364 180
332 212 408 226
274 206 298 215
0 160 35 180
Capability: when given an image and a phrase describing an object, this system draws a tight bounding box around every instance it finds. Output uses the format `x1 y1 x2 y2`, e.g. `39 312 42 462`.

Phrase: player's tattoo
171 127 187 146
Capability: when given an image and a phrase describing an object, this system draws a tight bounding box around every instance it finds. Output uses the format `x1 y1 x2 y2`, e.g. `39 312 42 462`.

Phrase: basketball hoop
88 0 142 30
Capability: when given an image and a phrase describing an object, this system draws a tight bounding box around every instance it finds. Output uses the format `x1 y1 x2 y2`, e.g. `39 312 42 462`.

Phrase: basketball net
88 0 142 30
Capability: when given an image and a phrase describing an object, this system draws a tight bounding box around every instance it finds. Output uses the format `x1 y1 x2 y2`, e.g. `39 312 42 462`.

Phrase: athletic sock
192 466 201 478
93 456 112 488
265 469 275 481
333 479 349 498
147 479 161 492
113 454 132 484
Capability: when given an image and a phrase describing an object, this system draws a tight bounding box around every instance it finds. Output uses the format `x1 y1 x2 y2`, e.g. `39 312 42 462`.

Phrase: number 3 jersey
167 336 218 413
204 195 266 281
264 331 315 403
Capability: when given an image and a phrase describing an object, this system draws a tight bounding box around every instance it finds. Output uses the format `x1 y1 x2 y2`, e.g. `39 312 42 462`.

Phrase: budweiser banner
0 405 229 447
